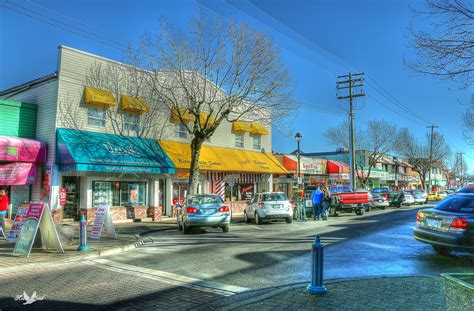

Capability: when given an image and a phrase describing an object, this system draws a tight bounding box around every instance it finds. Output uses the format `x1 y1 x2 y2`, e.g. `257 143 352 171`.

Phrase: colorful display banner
0 162 36 185
59 188 67 206
90 205 117 240
13 202 63 257
6 202 29 241
0 136 46 162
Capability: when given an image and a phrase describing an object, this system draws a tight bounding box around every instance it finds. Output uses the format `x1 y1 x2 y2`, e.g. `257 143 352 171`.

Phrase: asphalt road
104 204 474 289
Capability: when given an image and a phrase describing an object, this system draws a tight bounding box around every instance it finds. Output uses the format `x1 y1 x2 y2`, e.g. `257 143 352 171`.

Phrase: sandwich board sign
90 205 117 240
6 202 29 241
13 202 64 258
0 226 5 239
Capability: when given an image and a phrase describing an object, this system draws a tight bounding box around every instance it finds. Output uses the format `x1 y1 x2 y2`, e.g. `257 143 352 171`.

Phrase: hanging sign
13 203 64 257
59 188 67 206
6 201 29 241
90 205 117 240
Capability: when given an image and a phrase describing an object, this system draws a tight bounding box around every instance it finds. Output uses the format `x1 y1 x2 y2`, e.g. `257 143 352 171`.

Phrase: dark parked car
413 193 474 255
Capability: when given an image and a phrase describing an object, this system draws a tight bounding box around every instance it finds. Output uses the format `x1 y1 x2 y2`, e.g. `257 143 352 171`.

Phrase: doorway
62 176 80 221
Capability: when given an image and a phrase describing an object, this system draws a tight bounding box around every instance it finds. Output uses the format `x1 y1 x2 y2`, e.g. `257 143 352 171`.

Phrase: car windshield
187 195 223 205
262 193 288 201
330 186 352 193
435 196 474 213
456 187 474 193
372 193 382 198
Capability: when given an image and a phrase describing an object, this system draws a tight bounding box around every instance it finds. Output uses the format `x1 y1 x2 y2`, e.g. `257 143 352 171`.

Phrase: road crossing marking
84 258 250 297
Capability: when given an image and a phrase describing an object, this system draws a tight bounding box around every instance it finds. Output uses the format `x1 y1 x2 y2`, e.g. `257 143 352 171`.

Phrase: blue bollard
307 235 327 295
77 214 90 251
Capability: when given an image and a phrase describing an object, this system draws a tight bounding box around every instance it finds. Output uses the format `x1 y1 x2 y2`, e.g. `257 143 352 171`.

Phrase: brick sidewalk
199 276 447 311
0 222 175 271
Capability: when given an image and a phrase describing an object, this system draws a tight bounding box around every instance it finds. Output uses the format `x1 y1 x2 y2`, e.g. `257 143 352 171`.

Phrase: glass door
63 176 80 221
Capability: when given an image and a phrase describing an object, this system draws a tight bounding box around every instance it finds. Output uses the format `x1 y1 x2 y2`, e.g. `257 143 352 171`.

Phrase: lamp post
295 133 302 188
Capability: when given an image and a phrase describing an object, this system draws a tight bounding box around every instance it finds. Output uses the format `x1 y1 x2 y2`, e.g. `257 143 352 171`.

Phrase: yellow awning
232 121 252 133
159 140 287 174
199 112 216 128
121 95 150 114
250 123 269 135
170 108 195 124
83 86 117 109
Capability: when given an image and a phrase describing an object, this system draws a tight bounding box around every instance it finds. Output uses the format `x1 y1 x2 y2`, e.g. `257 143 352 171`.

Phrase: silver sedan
177 194 231 234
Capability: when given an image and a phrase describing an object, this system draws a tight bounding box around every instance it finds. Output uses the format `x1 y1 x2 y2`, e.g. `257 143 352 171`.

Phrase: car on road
402 191 415 205
244 192 293 224
329 185 370 216
410 190 427 204
177 194 231 234
427 191 447 201
414 193 474 255
370 193 389 210
457 186 474 193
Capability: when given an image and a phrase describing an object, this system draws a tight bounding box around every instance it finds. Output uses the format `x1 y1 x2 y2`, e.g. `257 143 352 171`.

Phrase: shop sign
242 184 254 201
59 188 67 206
90 205 117 240
177 170 190 179
6 202 29 241
13 203 63 257
0 162 36 185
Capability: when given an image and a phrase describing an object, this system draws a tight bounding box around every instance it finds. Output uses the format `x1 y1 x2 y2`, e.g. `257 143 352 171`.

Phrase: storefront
273 155 327 196
158 140 287 213
0 136 46 215
327 160 350 185
56 128 175 222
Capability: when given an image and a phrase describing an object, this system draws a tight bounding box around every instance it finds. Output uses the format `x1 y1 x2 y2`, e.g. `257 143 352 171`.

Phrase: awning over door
0 136 46 163
57 128 175 174
282 155 327 174
327 160 350 174
158 140 287 174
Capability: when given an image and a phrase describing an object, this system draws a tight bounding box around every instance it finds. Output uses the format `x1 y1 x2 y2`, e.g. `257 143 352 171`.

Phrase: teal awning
56 128 175 174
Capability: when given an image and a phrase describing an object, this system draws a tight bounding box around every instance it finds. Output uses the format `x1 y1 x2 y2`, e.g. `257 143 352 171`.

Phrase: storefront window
225 183 254 201
87 108 106 127
92 181 147 207
172 182 189 205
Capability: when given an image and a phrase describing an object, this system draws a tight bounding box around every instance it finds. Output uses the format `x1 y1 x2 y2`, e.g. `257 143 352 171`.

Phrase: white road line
84 259 250 296
248 225 262 230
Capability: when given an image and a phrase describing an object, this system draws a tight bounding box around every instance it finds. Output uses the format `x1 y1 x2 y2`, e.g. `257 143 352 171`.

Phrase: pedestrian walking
322 187 331 220
311 186 323 221
0 188 9 233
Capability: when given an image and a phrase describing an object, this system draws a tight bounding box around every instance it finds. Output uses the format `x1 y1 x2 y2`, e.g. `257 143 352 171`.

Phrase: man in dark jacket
311 187 323 220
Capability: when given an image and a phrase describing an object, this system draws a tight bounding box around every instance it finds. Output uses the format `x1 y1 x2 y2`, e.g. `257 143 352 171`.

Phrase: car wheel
286 217 293 224
432 245 452 256
380 206 386 210
355 209 364 216
244 211 250 223
255 212 263 225
183 223 191 234
222 225 230 233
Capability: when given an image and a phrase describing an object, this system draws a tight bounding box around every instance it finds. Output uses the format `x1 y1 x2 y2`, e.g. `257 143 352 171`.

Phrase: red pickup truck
329 185 370 216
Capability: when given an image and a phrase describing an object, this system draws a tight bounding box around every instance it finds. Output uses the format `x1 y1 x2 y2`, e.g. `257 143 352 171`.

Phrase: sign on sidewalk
90 205 117 240
6 201 29 241
13 202 64 258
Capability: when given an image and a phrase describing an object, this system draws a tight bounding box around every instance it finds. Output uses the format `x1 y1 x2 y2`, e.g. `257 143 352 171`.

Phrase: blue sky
1 0 473 172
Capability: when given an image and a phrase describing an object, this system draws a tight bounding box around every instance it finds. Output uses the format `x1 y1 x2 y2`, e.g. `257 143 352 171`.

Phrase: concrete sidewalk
0 221 176 273
198 275 447 311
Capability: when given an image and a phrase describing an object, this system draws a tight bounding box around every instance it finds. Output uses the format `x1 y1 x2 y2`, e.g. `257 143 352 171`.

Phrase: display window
92 181 147 207
225 183 254 201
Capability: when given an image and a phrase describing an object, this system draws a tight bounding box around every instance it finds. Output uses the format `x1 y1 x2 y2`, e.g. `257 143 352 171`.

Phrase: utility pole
427 125 439 192
337 72 365 190
458 152 465 187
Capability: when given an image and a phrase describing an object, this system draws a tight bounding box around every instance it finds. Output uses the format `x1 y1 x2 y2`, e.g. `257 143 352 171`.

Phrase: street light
295 133 302 187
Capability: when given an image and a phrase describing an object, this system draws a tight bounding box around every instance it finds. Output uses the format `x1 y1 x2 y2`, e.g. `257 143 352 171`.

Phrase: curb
0 237 145 274
197 274 442 310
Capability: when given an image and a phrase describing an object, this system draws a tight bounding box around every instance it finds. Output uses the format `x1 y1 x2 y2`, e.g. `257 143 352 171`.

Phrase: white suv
244 192 293 224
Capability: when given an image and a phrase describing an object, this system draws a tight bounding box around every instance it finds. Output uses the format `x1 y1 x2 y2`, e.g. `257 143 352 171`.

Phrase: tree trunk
189 136 204 195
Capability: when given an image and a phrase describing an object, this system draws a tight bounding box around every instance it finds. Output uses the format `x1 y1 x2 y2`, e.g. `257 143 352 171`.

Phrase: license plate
425 218 440 228
273 204 282 209
202 209 215 214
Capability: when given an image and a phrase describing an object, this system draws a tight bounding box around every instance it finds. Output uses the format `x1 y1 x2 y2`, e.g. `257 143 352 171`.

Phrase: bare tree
131 15 296 193
448 153 469 183
324 120 398 188
406 0 474 88
396 128 452 190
